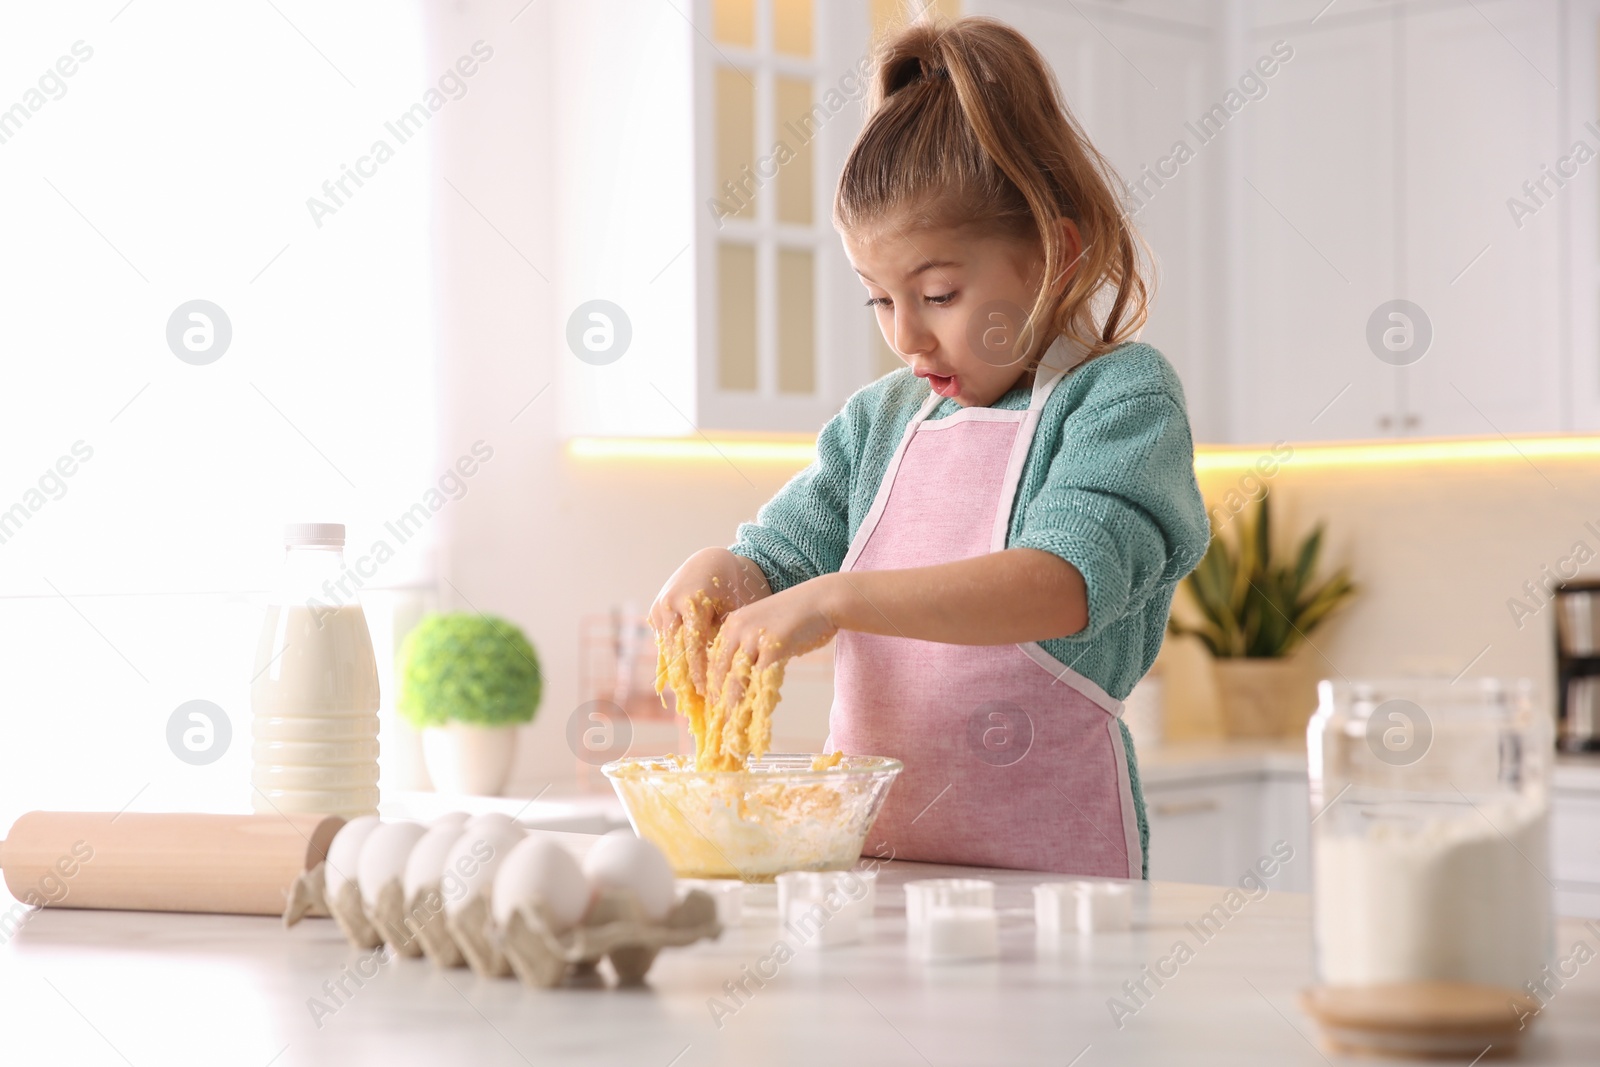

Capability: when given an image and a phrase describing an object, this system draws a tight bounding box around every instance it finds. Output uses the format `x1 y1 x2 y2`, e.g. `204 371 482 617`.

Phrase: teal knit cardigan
729 342 1213 876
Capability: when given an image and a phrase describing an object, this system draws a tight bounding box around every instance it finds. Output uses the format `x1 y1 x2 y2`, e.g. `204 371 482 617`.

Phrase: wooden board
1300 982 1541 1059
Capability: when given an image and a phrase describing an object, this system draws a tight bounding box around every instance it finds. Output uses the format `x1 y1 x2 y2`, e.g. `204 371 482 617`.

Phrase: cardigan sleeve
728 398 864 594
1012 389 1211 642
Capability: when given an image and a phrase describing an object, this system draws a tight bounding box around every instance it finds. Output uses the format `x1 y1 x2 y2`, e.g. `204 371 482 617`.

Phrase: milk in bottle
251 523 381 817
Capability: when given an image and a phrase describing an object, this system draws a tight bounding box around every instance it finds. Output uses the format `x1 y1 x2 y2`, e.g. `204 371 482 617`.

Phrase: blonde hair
833 14 1152 364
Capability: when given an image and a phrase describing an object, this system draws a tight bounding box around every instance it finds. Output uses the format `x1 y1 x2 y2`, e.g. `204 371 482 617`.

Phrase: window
693 0 963 430
0 2 437 822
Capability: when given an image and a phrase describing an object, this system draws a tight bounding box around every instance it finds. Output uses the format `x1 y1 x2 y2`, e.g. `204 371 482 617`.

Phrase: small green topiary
397 613 543 729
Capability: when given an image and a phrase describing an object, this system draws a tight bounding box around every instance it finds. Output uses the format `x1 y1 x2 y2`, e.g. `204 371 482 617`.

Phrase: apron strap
908 387 943 428
1029 334 1088 410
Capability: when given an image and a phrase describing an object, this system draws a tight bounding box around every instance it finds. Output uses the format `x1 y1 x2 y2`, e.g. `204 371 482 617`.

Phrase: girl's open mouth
925 373 959 398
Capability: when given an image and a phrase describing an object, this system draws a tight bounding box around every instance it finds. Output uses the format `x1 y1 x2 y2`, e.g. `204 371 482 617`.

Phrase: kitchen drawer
1144 780 1259 887
1552 792 1600 887
1144 775 1310 891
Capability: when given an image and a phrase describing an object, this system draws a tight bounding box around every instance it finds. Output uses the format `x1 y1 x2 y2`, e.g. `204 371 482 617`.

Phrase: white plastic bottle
250 523 381 817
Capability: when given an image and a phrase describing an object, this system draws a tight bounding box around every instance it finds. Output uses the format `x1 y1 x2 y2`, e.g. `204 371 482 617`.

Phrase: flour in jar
1313 798 1552 989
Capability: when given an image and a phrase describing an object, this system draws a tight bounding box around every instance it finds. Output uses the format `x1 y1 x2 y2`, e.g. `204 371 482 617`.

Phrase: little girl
650 15 1209 878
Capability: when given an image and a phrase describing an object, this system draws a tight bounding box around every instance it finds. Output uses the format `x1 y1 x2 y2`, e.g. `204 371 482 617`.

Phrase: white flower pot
421 722 518 797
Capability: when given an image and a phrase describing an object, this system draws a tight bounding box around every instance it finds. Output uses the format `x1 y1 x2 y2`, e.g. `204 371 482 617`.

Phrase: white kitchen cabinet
1242 0 1572 443
1144 778 1256 884
1553 777 1600 918
1563 0 1600 433
1143 765 1309 892
1240 8 1398 444
555 0 880 438
971 0 1225 438
553 0 1586 442
1399 1 1563 438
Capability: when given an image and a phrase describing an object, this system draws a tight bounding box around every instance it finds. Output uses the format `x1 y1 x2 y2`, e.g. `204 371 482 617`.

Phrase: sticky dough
655 590 787 772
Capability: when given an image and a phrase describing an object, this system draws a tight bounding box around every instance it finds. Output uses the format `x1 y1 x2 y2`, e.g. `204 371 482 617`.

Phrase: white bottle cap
283 523 346 547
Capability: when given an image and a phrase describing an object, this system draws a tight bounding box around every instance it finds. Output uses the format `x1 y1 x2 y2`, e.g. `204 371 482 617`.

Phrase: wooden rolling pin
0 811 344 916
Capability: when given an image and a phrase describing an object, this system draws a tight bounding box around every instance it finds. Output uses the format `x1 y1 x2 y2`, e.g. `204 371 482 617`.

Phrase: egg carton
496 887 721 988
283 861 382 948
284 862 721 988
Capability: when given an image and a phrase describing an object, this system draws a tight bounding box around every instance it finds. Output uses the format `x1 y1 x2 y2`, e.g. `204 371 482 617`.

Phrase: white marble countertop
3 845 1598 1066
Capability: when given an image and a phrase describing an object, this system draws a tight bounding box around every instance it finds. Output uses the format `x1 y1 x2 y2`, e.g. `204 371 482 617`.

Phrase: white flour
1314 800 1551 989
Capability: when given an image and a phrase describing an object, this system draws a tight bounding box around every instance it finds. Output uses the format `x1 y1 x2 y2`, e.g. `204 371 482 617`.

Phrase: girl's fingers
705 630 732 701
685 637 709 694
720 666 747 710
717 639 751 709
651 606 681 648
676 594 711 692
708 625 745 707
648 604 673 645
752 637 781 675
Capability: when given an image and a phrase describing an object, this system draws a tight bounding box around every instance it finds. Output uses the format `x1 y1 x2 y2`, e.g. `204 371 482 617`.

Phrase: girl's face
842 220 1068 408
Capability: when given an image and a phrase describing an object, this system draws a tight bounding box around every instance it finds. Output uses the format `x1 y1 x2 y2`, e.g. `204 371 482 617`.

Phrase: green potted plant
1167 494 1358 738
398 613 543 796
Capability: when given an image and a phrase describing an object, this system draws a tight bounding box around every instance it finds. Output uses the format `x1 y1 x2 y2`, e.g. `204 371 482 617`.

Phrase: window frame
692 0 880 432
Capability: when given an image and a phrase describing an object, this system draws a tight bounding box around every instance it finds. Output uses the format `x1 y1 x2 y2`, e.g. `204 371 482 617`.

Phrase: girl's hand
706 574 842 705
649 548 772 690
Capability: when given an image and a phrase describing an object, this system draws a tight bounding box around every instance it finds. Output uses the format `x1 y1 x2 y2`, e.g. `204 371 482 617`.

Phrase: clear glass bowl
601 753 902 882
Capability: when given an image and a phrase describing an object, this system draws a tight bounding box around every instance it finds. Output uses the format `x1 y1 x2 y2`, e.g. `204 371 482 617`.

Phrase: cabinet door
1258 774 1310 892
1400 0 1563 437
1553 789 1600 917
967 0 1222 437
1145 779 1258 885
1239 14 1399 443
1566 1 1600 432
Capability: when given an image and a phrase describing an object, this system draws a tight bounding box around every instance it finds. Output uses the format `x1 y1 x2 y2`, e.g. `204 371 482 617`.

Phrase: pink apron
828 357 1142 878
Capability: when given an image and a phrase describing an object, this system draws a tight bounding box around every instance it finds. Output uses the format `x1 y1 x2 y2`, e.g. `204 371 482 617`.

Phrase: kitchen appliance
1555 580 1600 752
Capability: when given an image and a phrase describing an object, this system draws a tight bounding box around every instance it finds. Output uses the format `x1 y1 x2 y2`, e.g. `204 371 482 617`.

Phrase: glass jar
1307 677 1553 993
250 523 381 817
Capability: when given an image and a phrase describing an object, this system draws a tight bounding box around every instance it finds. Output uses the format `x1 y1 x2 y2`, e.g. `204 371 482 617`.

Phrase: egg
431 811 472 830
403 820 469 902
492 837 590 932
463 811 518 835
356 821 428 908
440 821 525 917
581 829 676 922
324 814 381 900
